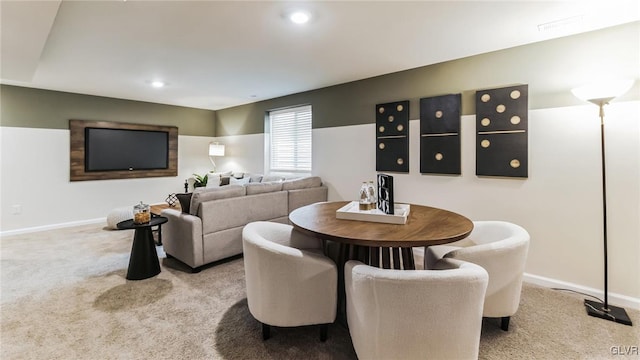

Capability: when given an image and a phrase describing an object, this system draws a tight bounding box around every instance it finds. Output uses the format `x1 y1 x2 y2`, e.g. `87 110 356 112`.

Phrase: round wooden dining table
289 201 473 270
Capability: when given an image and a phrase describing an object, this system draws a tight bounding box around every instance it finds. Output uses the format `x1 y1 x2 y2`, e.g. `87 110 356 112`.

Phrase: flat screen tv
70 120 178 181
85 127 169 171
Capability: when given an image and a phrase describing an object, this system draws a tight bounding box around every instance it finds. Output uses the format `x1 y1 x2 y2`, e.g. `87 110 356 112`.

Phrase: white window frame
265 105 312 176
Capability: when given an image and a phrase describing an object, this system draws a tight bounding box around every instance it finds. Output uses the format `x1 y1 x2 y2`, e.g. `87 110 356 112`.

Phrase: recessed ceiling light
151 81 165 88
290 11 310 25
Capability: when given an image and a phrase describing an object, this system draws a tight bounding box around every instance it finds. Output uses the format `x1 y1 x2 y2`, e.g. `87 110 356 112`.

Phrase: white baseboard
0 218 106 237
415 247 639 311
524 273 640 311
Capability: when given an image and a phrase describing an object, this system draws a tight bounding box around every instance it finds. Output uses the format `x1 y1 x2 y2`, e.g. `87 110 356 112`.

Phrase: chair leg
319 324 328 342
262 323 271 340
501 316 510 331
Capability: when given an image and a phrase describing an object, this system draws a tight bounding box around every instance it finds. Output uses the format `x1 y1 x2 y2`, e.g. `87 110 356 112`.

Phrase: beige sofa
161 176 328 272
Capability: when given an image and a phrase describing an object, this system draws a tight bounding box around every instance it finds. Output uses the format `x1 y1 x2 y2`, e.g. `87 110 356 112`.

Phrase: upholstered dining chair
345 258 488 360
424 220 530 331
242 221 337 341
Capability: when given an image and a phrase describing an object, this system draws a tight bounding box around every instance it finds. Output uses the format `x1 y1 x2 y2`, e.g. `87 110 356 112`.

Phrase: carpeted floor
1 223 638 359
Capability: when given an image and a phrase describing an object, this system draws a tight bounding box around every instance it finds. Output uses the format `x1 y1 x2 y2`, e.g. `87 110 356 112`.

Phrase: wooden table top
150 203 181 215
289 201 473 247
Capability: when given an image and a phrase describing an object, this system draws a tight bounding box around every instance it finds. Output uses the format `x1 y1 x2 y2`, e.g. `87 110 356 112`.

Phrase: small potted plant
193 173 208 188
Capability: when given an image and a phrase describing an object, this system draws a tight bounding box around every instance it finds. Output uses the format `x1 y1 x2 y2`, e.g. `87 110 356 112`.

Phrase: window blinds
268 105 312 173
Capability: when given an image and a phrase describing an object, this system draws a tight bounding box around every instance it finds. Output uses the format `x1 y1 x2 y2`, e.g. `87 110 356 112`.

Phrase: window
267 105 312 175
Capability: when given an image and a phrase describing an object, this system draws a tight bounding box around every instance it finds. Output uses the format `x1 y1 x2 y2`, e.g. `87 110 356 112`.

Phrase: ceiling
2 0 639 111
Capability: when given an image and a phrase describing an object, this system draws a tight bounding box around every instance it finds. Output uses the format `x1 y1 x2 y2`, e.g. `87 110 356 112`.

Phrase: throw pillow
261 175 284 182
206 173 221 188
220 176 231 186
245 173 264 183
176 193 192 214
230 176 250 185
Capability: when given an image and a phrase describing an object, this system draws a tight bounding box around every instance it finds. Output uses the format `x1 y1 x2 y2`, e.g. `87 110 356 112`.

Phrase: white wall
0 129 215 232
219 101 640 303
1 102 638 304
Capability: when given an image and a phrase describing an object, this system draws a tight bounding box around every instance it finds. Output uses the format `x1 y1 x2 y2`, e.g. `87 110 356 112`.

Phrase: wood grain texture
289 201 473 247
69 119 178 181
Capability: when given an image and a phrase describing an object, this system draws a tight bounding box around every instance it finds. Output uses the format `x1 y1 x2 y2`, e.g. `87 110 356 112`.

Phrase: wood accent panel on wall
69 120 178 181
420 94 461 175
475 84 528 178
376 100 409 173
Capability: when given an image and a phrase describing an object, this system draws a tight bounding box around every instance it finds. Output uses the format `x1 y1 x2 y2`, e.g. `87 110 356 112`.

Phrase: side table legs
127 227 161 280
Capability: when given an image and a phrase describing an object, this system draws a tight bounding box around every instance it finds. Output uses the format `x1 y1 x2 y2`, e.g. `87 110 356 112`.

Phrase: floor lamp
208 142 225 173
571 79 634 326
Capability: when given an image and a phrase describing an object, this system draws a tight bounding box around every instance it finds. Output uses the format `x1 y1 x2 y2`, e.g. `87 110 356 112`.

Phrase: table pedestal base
329 241 416 326
127 227 161 280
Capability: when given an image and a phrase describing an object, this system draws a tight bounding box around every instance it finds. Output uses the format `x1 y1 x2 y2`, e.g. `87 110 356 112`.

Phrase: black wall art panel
376 100 409 173
420 94 461 175
476 84 528 178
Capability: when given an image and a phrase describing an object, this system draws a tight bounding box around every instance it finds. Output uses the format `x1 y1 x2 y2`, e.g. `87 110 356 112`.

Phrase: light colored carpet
1 223 638 359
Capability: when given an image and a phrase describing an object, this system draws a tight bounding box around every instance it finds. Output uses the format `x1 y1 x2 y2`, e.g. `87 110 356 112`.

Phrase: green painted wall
2 22 637 138
216 21 640 136
0 85 216 136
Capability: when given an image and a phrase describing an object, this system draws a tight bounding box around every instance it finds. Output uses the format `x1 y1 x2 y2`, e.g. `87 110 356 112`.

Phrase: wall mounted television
70 120 178 181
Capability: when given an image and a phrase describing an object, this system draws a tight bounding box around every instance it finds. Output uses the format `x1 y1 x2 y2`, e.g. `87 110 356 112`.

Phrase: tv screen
85 127 169 171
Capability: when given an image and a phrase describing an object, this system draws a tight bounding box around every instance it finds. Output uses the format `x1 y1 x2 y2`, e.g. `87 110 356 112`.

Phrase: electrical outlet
11 205 21 215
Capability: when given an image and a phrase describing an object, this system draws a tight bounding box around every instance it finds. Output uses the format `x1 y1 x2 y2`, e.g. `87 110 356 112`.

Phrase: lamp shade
571 79 634 102
209 143 225 157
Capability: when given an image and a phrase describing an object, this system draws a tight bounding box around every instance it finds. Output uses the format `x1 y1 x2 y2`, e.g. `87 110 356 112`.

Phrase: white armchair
242 221 337 341
424 220 530 331
345 258 488 360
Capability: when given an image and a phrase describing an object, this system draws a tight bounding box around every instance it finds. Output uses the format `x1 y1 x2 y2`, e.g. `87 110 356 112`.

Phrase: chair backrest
444 220 530 317
345 258 488 360
242 221 337 327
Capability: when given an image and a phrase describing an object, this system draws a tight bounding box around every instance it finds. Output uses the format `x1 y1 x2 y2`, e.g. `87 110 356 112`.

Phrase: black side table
117 216 168 280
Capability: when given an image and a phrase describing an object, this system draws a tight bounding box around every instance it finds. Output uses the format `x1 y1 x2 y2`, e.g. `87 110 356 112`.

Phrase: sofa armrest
288 185 328 213
161 208 204 269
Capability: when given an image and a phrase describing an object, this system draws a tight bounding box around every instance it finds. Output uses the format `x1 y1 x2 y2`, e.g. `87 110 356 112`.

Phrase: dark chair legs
319 324 328 342
501 316 510 331
262 323 271 340
260 323 327 342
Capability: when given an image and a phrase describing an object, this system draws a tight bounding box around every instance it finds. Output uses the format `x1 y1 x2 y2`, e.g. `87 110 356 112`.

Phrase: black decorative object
376 101 409 173
420 94 462 175
165 193 178 207
476 84 528 178
377 173 394 215
184 179 189 193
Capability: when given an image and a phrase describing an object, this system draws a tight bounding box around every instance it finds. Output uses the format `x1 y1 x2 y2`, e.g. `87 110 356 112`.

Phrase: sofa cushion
282 176 322 190
246 181 284 195
189 185 246 216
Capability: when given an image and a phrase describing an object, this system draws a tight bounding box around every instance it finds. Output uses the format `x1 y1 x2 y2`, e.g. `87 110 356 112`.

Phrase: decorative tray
336 201 410 225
